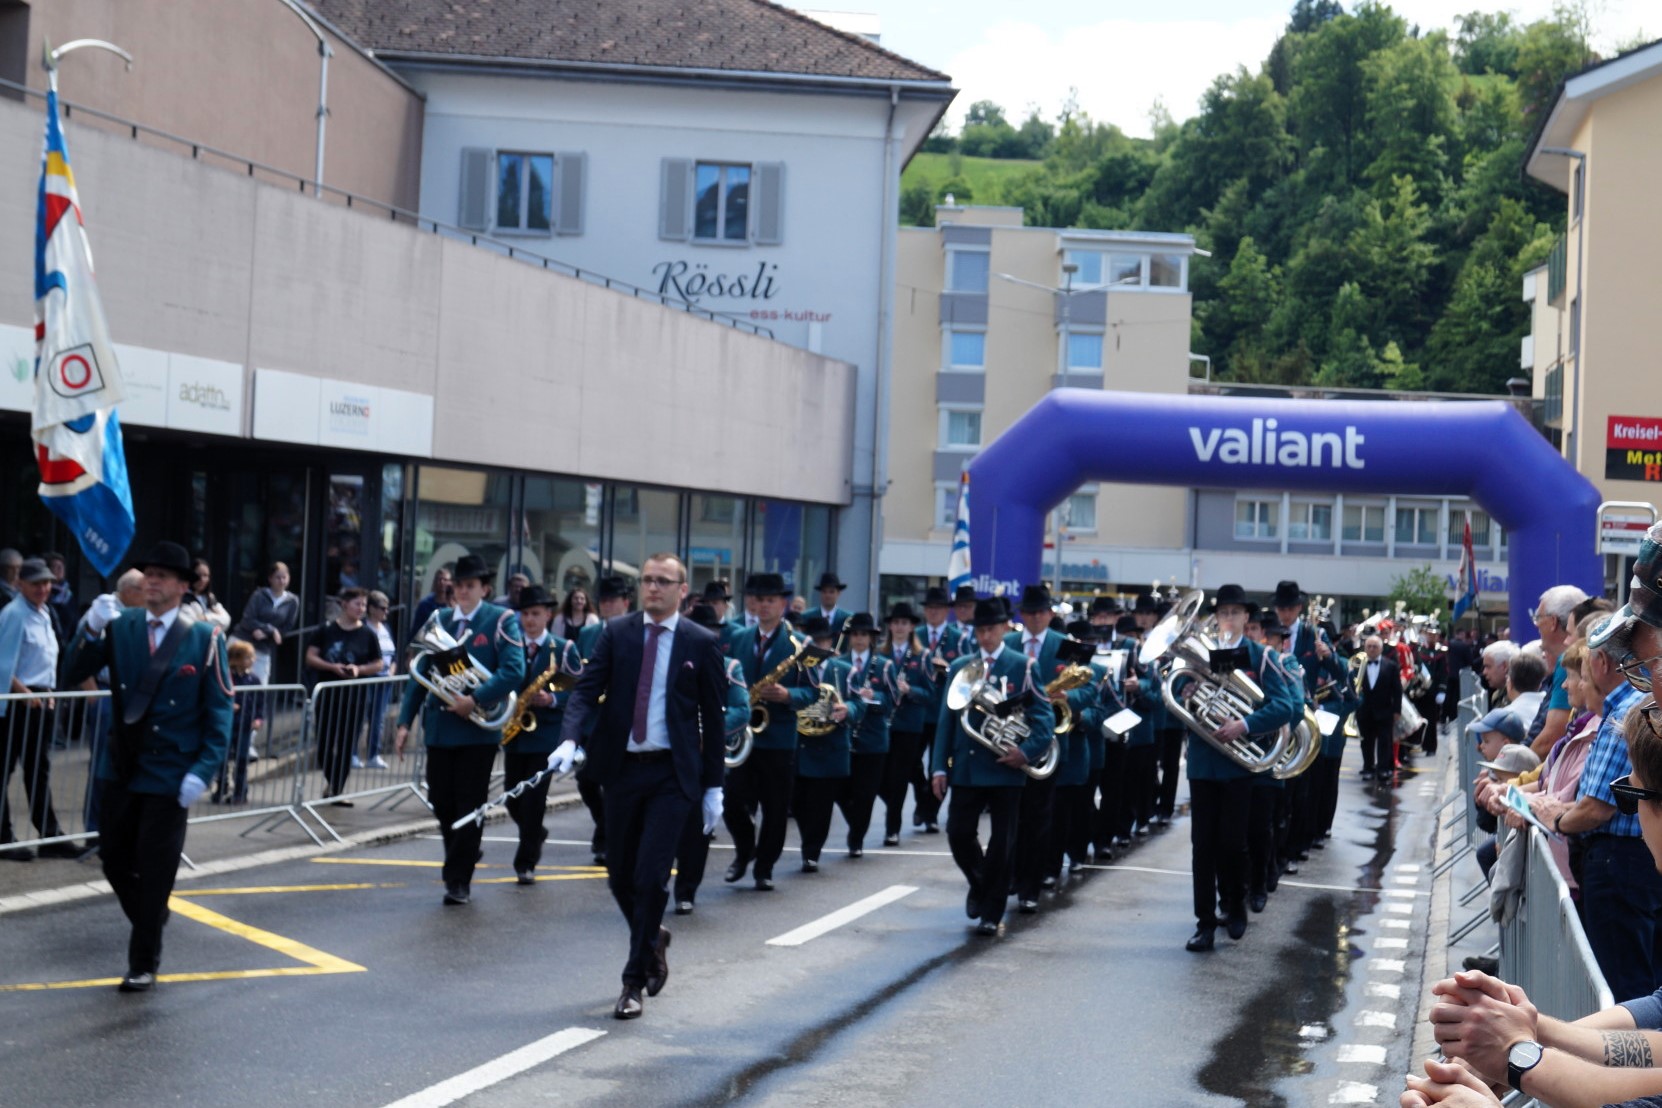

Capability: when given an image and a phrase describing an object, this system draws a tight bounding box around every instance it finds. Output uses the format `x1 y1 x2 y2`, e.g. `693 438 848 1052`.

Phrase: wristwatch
1507 1039 1544 1091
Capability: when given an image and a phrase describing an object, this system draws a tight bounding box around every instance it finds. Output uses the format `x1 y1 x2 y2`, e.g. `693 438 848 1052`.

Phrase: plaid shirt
1576 682 1644 838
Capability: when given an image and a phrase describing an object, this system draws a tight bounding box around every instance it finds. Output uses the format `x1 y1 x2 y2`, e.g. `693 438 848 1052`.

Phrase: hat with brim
1018 584 1052 613
923 586 952 607
515 584 557 611
885 602 920 625
815 572 846 591
1133 592 1158 614
597 575 633 602
17 558 53 584
801 614 833 639
701 581 731 602
1272 580 1304 608
453 553 491 582
1114 614 1141 635
745 572 790 597
688 603 723 631
1586 609 1632 653
971 598 1009 628
1477 743 1541 776
843 611 879 636
1089 596 1123 617
1212 584 1250 610
1616 520 1662 635
1468 708 1526 745
953 585 977 603
138 541 193 581
1065 618 1094 640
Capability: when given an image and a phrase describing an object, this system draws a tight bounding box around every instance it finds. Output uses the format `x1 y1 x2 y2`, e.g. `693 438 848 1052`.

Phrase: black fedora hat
453 553 491 582
688 603 723 630
516 584 557 610
596 574 633 602
971 598 1010 628
1248 607 1273 627
1272 580 1304 608
1065 618 1094 640
1132 592 1159 614
1018 584 1052 613
1212 584 1250 610
814 571 846 591
885 602 920 625
953 585 977 604
1089 595 1122 617
843 611 878 635
801 614 833 639
701 580 731 602
745 572 790 597
1115 614 1141 635
923 585 952 607
137 541 192 580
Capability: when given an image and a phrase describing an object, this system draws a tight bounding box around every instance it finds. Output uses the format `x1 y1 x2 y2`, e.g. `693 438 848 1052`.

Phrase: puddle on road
1195 772 1405 1107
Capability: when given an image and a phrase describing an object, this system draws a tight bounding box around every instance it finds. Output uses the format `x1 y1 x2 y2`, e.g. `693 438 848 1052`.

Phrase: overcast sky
790 1 1653 138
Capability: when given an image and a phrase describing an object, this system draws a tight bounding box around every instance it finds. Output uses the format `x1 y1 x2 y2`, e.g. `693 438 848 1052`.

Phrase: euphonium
1139 589 1291 774
407 619 517 731
796 682 847 737
944 658 1059 780
500 658 578 746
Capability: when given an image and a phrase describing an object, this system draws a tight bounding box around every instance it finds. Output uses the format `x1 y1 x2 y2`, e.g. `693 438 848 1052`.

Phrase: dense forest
899 1 1638 395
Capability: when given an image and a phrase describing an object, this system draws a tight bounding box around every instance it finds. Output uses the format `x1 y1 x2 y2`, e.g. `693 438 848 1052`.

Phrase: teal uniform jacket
1184 637 1297 783
503 631 583 755
64 609 233 796
730 623 816 752
1289 621 1354 758
398 602 526 748
795 657 864 778
717 619 744 656
846 652 894 755
919 621 967 722
1055 663 1102 787
1004 627 1075 771
1122 645 1160 750
816 607 855 636
931 647 1055 788
880 636 934 734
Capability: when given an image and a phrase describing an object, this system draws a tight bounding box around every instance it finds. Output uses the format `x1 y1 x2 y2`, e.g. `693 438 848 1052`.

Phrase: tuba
1272 707 1324 780
944 658 1059 780
1139 589 1291 775
407 619 517 731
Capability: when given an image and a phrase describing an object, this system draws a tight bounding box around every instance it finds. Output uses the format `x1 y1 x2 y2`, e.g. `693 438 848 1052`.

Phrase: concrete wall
12 0 423 210
0 90 854 502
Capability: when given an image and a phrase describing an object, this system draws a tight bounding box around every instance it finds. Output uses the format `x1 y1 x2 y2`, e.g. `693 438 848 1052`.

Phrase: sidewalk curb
0 791 588 918
1410 742 1464 1064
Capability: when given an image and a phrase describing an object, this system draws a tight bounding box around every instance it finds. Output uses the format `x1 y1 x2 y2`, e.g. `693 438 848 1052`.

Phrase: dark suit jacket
559 612 726 802
1356 656 1403 725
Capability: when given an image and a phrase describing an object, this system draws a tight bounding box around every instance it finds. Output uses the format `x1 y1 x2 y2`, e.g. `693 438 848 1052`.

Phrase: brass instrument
1272 707 1325 780
500 656 578 746
1044 637 1099 735
1343 650 1367 739
407 619 517 730
944 657 1059 780
736 635 831 768
796 681 847 737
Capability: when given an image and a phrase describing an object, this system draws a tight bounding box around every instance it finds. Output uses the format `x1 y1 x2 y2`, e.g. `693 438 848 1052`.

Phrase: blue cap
1467 708 1525 745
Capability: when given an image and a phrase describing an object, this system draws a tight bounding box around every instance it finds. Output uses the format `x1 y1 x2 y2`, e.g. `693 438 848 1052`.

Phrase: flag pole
42 37 134 92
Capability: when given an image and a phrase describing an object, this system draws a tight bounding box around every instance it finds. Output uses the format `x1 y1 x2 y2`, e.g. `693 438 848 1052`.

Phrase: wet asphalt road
0 736 1450 1108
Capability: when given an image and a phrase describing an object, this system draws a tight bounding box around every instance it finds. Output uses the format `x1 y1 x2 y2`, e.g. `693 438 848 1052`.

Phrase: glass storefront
412 465 514 601
687 493 745 595
521 474 602 606
609 485 680 588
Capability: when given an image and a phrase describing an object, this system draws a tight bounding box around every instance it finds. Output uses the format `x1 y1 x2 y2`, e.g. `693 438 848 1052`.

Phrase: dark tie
756 629 772 665
632 623 666 746
148 618 163 654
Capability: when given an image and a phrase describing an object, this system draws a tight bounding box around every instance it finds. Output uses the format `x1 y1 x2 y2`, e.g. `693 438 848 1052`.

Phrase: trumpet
944 658 1059 780
407 619 517 731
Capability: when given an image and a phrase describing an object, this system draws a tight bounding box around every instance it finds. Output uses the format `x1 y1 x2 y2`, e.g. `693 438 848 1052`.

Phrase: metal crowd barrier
192 684 319 846
0 689 110 857
1498 827 1613 1021
300 675 431 842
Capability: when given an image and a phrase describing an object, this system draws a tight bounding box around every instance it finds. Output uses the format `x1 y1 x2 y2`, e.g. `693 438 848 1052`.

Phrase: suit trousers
1247 782 1278 896
912 723 942 825
1155 728 1184 818
425 745 497 889
604 755 693 989
99 779 189 974
793 775 844 864
1312 753 1343 838
722 746 795 879
880 730 924 837
1190 776 1252 928
673 805 713 904
1358 716 1392 775
1044 782 1092 878
1012 772 1056 899
576 770 607 857
946 784 1022 926
502 751 552 874
1 701 65 842
1095 741 1126 849
1282 772 1312 857
1123 744 1157 831
837 751 886 851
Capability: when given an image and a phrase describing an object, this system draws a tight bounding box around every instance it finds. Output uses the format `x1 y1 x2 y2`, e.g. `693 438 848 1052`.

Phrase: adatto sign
1606 415 1662 482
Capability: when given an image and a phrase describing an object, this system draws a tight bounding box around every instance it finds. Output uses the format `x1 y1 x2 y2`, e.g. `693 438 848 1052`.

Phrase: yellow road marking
474 873 609 885
174 882 405 896
310 857 500 869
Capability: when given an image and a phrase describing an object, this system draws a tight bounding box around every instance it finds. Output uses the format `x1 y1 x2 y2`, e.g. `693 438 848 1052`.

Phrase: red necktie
631 623 666 746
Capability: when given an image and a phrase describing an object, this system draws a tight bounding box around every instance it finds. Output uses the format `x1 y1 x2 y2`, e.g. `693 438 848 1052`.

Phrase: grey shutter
554 151 586 236
752 161 784 245
658 157 693 241
458 147 492 231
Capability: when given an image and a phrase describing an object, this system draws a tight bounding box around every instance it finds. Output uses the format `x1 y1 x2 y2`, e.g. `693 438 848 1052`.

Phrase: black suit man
1355 634 1402 780
552 553 726 1020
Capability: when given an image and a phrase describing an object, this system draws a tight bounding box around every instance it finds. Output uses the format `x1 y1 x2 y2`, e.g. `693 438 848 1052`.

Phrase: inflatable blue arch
965 390 1602 638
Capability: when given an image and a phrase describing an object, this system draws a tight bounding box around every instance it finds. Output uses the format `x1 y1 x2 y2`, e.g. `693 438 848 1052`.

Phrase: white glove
701 787 723 835
86 593 123 635
178 773 207 809
1435 691 1446 705
546 739 578 777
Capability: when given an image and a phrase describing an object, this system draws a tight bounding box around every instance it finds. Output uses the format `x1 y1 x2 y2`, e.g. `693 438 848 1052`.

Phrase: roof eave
1526 39 1662 191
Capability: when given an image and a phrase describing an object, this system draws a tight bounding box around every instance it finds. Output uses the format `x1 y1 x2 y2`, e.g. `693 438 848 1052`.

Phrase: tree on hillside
1515 15 1594 125
1286 4 1408 191
1454 11 1524 75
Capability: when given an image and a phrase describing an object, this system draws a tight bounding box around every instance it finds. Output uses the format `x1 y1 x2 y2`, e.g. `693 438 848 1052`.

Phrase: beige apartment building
1524 37 1662 583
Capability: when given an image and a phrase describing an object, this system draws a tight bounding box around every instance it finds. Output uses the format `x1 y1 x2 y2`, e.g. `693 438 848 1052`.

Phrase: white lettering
1187 423 1367 470
1189 427 1221 461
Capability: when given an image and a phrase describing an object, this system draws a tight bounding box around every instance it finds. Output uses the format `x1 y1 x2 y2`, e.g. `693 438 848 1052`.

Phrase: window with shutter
554 151 586 236
753 162 784 245
659 157 693 241
458 147 492 231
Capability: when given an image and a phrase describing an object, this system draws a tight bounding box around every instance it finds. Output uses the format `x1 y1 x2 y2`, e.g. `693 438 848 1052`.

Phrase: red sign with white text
1607 415 1662 482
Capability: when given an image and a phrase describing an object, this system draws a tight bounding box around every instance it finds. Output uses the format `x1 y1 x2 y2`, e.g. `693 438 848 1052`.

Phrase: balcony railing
1543 361 1564 425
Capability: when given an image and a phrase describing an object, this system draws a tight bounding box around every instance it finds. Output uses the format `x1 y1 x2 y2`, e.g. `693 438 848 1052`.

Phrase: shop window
1235 498 1278 541
1343 503 1385 543
523 474 603 608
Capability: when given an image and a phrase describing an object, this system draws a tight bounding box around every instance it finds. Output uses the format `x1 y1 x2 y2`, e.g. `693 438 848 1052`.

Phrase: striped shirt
1576 682 1644 838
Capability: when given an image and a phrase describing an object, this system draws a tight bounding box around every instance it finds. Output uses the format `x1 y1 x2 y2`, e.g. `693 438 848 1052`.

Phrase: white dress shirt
16 601 58 688
145 604 182 652
630 611 679 752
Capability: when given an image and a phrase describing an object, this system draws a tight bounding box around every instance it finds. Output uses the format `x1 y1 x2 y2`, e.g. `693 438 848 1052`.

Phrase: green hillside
901 152 1041 211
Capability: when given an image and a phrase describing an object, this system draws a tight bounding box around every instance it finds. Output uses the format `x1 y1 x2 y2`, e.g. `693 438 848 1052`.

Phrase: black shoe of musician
975 920 1002 937
118 970 156 993
675 900 694 915
1309 839 1326 850
754 875 774 891
1017 898 1039 914
1040 875 1057 890
725 858 750 883
1095 845 1114 863
924 822 940 834
966 891 982 920
0 843 35 862
443 883 470 906
593 852 607 867
1185 927 1216 953
883 834 900 846
847 846 863 859
801 859 819 873
516 869 535 885
646 928 671 997
1265 868 1280 893
1249 891 1268 914
614 986 643 1020
1225 911 1248 940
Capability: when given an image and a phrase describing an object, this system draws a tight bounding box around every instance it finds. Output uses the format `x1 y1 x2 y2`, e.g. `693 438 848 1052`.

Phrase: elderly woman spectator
182 558 232 632
550 585 598 640
1481 639 1519 712
1505 651 1548 728
235 561 300 684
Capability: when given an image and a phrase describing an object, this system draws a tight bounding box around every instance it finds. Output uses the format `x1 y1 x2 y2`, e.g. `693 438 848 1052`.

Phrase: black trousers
1312 753 1343 838
673 805 712 904
604 755 692 989
1124 743 1157 831
316 714 358 798
1247 783 1278 896
1095 741 1126 849
946 784 1022 926
1154 728 1184 818
837 751 886 851
1190 776 1252 928
1282 772 1312 857
1045 782 1093 877
576 770 607 857
1 701 65 842
1012 772 1055 899
99 779 189 974
1413 694 1440 753
722 746 795 878
1358 716 1392 775
502 751 552 874
425 745 497 890
794 774 845 863
912 723 942 826
880 730 924 837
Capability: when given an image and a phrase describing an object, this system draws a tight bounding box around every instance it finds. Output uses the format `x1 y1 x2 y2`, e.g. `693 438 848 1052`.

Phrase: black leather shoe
724 858 750 883
883 834 900 846
0 844 35 862
1225 912 1248 941
515 870 535 886
974 920 1002 937
1462 954 1500 975
1040 875 1057 890
1309 839 1326 850
1095 846 1114 863
645 928 670 997
593 852 607 867
754 875 774 891
1185 928 1216 953
1265 869 1280 893
37 841 82 859
801 859 819 873
1017 898 1039 914
1249 891 1268 913
1282 862 1300 876
442 883 470 906
118 970 155 992
675 899 694 915
1292 850 1310 862
847 846 863 859
614 986 643 1020
924 822 940 834
966 891 982 920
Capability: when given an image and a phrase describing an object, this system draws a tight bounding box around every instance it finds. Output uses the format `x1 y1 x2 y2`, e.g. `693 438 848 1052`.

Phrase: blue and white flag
946 470 971 594
32 87 133 576
1450 519 1478 622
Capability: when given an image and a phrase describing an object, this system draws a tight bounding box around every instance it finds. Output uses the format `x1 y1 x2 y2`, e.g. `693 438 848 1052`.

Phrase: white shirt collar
147 605 182 633
647 611 679 633
982 644 1005 664
1023 629 1045 646
851 651 868 668
529 629 551 646
454 600 483 622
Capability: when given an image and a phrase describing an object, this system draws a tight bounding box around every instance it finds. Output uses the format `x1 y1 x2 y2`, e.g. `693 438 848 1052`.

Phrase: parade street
1 742 1447 1108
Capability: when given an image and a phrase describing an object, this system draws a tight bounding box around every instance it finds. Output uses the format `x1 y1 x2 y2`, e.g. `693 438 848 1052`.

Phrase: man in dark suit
551 553 726 1020
63 541 233 992
1355 633 1402 780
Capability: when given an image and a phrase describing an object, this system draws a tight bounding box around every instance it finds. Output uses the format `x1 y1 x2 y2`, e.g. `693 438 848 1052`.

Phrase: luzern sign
966 390 1601 641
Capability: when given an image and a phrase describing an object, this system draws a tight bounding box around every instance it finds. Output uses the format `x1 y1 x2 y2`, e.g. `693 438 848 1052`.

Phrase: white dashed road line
1336 1043 1388 1066
765 885 918 947
380 1027 605 1108
1330 1081 1380 1104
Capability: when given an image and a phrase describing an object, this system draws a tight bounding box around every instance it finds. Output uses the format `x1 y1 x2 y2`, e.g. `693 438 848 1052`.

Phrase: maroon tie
632 623 666 746
148 619 163 655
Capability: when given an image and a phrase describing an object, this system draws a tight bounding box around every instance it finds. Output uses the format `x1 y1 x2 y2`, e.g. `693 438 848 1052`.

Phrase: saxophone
500 659 578 746
746 633 811 738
